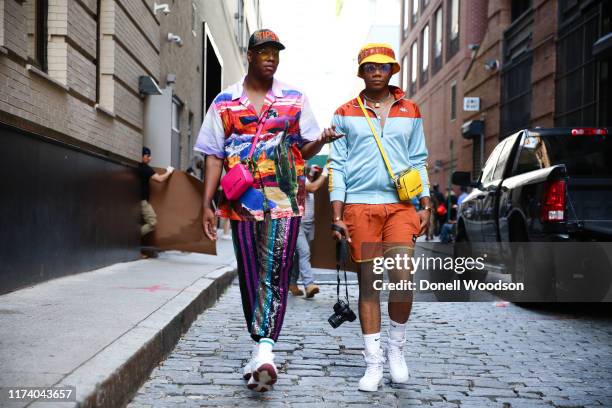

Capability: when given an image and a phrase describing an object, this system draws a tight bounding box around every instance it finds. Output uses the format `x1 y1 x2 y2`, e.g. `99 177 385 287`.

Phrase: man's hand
202 207 217 241
331 220 351 243
417 210 431 237
320 125 345 144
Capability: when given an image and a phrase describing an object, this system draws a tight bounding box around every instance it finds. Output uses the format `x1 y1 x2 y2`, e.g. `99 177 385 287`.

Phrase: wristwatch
332 216 342 222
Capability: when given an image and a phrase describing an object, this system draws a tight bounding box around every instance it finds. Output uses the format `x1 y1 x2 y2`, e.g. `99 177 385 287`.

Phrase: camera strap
336 237 350 305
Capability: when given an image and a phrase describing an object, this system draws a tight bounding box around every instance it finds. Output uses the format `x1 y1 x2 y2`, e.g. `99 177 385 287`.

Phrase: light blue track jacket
328 86 430 204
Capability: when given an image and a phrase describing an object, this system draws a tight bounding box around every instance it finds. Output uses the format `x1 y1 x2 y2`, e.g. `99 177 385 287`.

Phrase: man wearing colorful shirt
194 29 341 392
328 43 432 392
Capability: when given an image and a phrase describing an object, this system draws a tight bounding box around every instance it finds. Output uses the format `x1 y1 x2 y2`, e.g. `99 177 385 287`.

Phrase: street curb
56 265 236 408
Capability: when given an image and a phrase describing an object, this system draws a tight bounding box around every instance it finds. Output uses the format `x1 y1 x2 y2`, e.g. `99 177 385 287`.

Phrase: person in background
440 203 458 243
432 183 445 236
457 185 469 207
446 188 458 206
186 154 204 179
220 219 232 241
289 164 327 298
139 146 174 237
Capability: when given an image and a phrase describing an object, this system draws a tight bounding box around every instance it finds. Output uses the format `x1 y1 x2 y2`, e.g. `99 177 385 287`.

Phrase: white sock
258 338 275 357
389 319 407 342
363 332 381 355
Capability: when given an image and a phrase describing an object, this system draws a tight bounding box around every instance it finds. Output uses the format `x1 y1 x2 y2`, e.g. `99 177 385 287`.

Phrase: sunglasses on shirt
362 63 392 74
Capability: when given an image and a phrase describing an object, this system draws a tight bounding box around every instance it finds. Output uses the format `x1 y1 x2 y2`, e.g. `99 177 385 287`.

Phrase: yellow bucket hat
357 43 401 75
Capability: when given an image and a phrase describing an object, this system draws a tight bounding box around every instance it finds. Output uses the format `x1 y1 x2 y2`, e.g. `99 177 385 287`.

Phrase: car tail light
571 128 608 136
541 180 566 222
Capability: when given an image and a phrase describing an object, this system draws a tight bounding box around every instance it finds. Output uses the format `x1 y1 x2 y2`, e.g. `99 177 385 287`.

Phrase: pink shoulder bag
220 110 268 201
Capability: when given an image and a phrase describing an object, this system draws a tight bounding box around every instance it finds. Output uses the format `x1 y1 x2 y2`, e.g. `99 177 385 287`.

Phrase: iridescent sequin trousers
231 216 300 341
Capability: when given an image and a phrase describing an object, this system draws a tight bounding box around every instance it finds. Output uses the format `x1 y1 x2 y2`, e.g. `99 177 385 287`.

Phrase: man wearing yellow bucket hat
328 43 432 391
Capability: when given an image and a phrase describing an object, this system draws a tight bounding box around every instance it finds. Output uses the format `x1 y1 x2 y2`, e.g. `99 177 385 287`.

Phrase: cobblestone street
129 281 612 407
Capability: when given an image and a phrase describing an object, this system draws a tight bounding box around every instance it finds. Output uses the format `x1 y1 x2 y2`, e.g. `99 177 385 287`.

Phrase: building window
412 0 419 25
421 24 430 85
172 99 181 133
472 133 483 177
402 55 409 91
244 22 250 54
555 1 610 127
403 0 410 34
171 98 183 168
447 0 459 60
410 41 418 96
450 81 457 121
25 0 48 71
500 6 533 137
235 0 245 52
187 112 194 162
192 2 198 35
512 0 532 21
433 7 443 73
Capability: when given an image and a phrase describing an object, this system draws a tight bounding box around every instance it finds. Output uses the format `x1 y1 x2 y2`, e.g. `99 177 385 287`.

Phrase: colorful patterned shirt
194 77 321 221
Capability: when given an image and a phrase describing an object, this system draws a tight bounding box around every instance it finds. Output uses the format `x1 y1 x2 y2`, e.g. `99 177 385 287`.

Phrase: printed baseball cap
248 29 285 50
357 43 401 75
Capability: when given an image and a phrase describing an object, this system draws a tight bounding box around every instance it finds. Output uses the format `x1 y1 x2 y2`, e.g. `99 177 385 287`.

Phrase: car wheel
511 242 555 302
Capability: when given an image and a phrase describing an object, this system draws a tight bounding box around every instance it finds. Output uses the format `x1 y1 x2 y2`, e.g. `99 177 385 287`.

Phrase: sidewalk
0 239 236 408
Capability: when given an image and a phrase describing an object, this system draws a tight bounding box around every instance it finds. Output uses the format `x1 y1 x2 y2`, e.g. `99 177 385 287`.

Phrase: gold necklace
363 92 392 108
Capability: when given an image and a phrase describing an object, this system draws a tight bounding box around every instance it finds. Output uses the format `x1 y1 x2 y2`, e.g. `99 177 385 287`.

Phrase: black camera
328 223 356 329
328 299 356 328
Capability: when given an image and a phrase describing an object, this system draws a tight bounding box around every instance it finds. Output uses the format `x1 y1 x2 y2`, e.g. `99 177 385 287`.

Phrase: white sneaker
247 352 277 392
387 337 410 383
243 344 258 380
358 350 384 392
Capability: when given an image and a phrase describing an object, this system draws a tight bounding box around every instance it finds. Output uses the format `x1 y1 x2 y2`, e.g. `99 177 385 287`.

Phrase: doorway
203 23 223 117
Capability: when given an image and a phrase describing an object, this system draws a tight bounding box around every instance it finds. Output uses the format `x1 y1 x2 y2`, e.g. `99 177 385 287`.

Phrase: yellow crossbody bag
357 96 423 201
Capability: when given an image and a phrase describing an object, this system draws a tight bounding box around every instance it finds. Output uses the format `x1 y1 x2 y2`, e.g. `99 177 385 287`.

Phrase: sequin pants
231 216 300 342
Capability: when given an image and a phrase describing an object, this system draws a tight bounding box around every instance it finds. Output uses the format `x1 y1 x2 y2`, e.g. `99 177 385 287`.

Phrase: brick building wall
158 0 203 169
0 0 156 161
462 0 557 177
399 0 488 191
0 0 238 165
530 0 556 126
462 1 511 172
0 0 259 293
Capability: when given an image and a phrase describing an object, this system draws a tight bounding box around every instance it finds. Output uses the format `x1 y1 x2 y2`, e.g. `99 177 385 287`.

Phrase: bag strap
356 96 396 181
334 232 351 305
246 103 273 160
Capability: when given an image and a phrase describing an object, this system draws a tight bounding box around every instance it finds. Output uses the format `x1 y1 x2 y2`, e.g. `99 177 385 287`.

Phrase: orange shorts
343 203 421 263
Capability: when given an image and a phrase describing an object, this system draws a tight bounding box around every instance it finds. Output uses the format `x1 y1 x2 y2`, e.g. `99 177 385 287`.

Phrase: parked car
452 127 612 301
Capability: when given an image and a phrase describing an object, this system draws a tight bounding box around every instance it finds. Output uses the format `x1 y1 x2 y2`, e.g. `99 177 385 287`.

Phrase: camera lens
328 314 343 328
